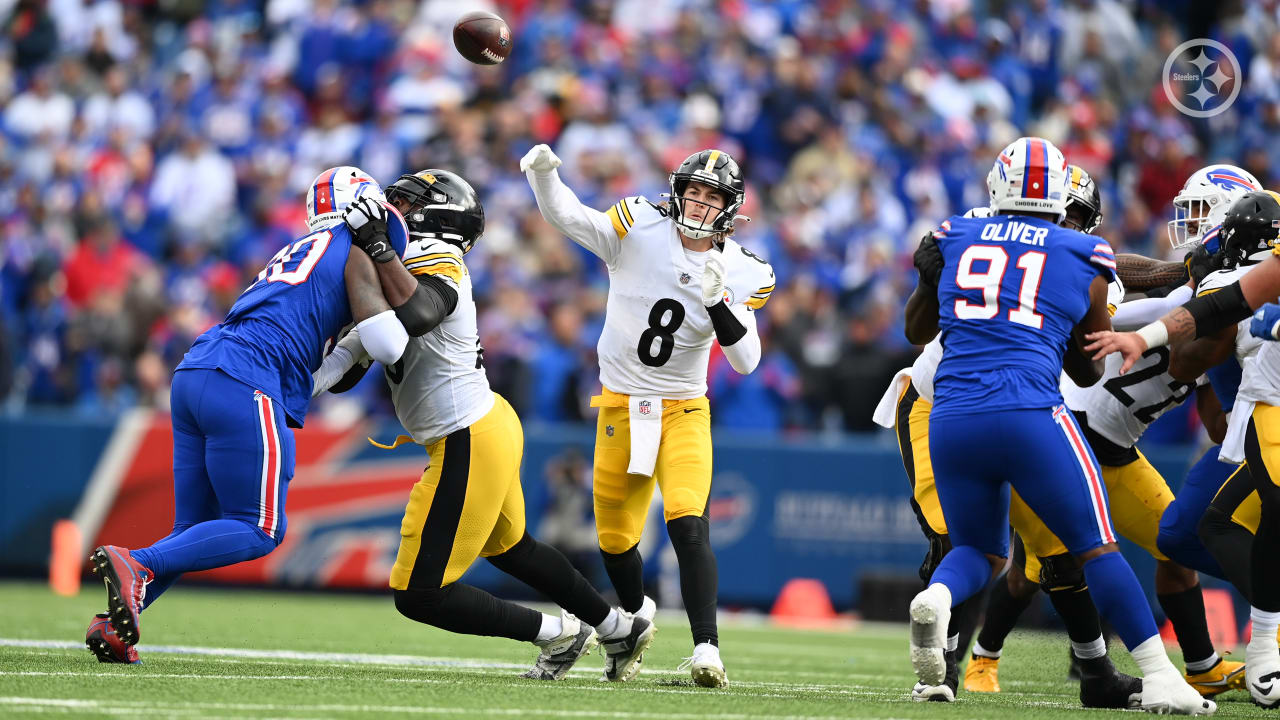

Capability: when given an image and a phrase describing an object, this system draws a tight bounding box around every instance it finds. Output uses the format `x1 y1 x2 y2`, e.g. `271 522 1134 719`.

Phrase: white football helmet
1166 164 1260 249
986 137 1069 221
306 166 384 232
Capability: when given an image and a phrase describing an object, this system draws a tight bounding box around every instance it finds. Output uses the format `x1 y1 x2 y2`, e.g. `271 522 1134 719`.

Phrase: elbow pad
1187 282 1252 339
357 310 409 365
394 275 459 337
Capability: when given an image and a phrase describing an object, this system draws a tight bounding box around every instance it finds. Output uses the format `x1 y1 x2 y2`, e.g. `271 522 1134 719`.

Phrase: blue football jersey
931 214 1116 417
179 213 408 426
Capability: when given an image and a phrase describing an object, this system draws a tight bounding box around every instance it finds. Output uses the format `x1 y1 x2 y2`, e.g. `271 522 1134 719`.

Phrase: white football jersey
1197 264 1264 365
386 237 493 445
590 196 775 398
1062 277 1202 449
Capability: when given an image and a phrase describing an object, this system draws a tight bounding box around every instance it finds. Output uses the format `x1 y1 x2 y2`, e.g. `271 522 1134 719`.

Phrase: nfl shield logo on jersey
638 400 652 415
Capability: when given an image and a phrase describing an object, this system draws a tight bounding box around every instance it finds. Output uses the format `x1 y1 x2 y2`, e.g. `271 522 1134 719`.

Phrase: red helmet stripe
1021 138 1048 200
312 168 339 215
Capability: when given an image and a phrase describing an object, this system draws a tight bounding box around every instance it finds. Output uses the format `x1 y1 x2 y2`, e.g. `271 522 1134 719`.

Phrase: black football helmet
1062 165 1102 235
385 169 485 254
668 149 746 239
1219 190 1280 269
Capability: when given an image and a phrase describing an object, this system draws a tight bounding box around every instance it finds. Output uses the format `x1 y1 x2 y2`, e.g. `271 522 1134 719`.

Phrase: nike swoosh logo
1256 682 1274 695
683 408 699 413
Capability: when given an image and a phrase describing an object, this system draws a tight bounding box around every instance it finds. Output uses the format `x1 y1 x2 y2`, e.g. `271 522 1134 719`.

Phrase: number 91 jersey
933 214 1115 418
597 197 775 399
179 210 409 427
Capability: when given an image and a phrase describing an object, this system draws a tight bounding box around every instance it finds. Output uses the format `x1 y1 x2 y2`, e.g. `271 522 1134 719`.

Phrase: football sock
1249 608 1280 649
393 584 541 642
487 533 610 627
1130 634 1180 677
1072 636 1107 660
535 613 564 643
975 573 1034 654
929 545 990 605
596 608 632 640
1198 507 1254 602
600 545 645 614
130 519 277 579
668 515 719 647
972 640 1001 659
1081 552 1159 651
141 573 179 610
1048 587 1103 644
1157 584 1217 670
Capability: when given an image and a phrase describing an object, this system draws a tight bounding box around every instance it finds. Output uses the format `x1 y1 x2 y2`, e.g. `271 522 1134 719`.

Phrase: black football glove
343 197 395 263
1184 244 1221 288
914 232 945 289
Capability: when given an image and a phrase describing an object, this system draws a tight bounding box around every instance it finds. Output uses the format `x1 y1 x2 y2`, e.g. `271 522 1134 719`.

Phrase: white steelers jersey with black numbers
387 237 492 445
1061 276 1202 449
596 196 775 398
1197 264 1264 364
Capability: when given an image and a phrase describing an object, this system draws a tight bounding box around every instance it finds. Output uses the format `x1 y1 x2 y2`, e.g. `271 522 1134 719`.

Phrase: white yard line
0 697 950 720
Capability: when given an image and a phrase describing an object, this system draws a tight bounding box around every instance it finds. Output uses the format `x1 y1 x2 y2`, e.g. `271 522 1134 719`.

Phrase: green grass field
0 580 1269 719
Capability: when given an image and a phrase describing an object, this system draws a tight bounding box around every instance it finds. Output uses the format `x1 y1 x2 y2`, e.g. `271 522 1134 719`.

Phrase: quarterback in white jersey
311 169 653 683
523 143 775 688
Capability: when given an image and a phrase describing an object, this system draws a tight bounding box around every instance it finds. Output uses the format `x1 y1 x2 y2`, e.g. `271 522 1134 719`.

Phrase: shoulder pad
403 237 464 285
605 196 667 239
725 241 775 310
1197 266 1250 296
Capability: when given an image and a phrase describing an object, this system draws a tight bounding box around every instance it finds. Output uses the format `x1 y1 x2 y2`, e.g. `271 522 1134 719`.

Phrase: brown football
452 11 512 66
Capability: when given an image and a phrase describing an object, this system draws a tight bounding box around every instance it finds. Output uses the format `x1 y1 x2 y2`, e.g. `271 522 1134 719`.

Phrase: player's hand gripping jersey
933 214 1116 417
180 213 408 426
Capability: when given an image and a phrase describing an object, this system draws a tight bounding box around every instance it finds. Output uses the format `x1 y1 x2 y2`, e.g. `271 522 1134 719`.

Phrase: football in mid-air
453 11 512 66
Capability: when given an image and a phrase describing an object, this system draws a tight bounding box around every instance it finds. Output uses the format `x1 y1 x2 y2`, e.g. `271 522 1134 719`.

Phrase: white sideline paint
0 697 896 720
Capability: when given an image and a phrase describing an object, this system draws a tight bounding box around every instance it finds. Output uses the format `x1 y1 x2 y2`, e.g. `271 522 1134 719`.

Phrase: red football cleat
89 545 152 646
86 613 140 664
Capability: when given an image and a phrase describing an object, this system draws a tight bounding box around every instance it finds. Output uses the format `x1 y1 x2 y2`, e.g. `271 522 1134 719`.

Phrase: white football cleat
1140 668 1217 715
909 585 951 687
1247 638 1280 708
636 595 657 622
522 611 598 681
679 642 728 688
911 681 955 703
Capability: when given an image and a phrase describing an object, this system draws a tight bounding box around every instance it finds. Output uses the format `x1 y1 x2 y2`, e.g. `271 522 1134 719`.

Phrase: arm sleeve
709 301 761 375
394 275 459 336
356 310 409 366
1112 284 1193 331
312 330 370 397
526 167 623 266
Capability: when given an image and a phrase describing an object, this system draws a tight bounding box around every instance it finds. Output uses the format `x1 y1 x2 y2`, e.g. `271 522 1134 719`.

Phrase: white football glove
701 251 728 307
342 195 387 232
520 144 562 174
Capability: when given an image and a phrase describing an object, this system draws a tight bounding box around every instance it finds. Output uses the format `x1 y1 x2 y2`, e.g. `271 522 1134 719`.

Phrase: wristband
1135 321 1169 351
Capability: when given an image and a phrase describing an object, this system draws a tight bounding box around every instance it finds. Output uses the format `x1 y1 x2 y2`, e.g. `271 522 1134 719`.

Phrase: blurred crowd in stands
2 0 1279 438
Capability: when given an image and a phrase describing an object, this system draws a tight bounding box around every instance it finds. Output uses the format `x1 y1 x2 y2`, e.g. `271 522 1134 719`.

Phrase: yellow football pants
390 393 527 590
895 383 947 536
591 387 712 554
1225 403 1280 533
1018 449 1173 580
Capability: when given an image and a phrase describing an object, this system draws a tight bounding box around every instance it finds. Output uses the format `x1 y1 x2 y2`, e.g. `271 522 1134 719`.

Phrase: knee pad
598 532 640 556
487 532 534 572
393 586 451 621
1038 553 1086 592
666 514 709 551
600 543 641 568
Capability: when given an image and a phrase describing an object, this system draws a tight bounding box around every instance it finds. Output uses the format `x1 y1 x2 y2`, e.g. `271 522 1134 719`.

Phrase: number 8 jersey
595 196 775 398
933 213 1115 418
